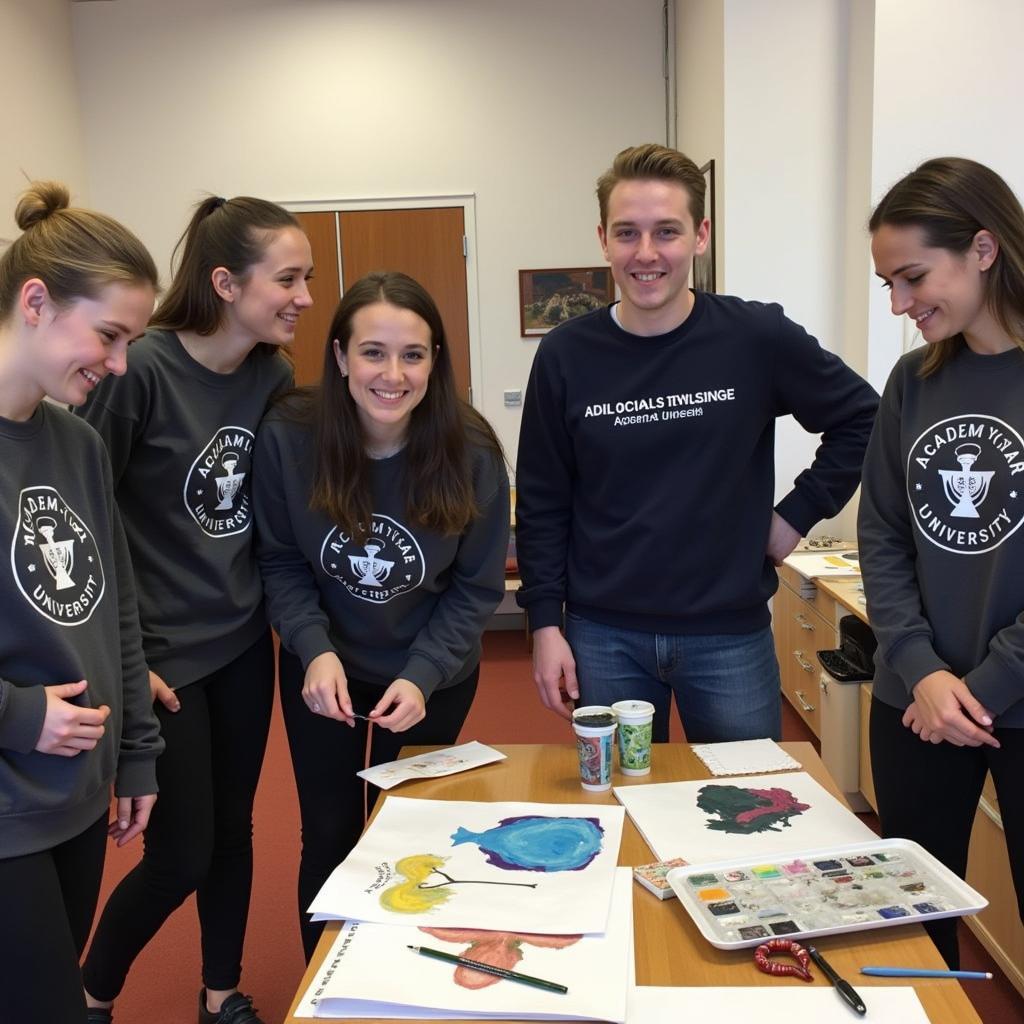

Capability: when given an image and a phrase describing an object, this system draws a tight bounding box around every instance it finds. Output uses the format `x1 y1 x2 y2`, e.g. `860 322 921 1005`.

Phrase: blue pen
861 967 993 980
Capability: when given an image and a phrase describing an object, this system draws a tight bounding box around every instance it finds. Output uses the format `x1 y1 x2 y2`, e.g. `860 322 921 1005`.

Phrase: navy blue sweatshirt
515 295 879 634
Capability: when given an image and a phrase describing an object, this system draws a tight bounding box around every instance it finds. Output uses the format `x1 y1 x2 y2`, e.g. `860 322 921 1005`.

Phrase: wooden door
339 207 470 401
292 211 342 387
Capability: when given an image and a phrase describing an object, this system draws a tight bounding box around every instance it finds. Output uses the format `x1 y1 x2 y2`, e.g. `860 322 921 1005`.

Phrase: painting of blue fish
450 815 604 872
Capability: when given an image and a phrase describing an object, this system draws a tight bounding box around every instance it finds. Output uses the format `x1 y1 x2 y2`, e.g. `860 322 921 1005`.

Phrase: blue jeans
564 614 782 744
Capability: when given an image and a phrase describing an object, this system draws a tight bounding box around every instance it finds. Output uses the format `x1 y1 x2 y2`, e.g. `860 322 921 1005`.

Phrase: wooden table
285 742 980 1023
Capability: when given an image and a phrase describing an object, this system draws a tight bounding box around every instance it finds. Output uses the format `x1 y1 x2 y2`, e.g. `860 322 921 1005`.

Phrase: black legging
82 631 274 1000
870 696 1024 969
278 646 479 961
0 813 107 1024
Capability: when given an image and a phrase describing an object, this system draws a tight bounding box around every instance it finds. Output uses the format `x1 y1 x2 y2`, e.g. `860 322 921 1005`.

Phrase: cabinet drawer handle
793 650 815 673
794 689 816 713
794 612 815 631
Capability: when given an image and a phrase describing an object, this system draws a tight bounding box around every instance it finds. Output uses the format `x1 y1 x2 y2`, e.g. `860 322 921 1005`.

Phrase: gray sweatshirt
858 344 1024 726
253 412 509 698
78 331 292 687
0 404 162 857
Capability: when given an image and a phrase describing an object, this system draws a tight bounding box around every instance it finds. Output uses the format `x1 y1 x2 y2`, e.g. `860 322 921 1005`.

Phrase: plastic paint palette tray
666 838 987 950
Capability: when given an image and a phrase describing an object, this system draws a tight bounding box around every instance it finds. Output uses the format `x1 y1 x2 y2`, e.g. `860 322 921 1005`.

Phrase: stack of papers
691 739 801 777
296 869 634 1020
299 797 630 1020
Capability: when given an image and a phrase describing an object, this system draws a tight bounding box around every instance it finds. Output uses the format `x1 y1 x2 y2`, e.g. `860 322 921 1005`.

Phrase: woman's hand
369 679 426 733
904 670 999 747
303 652 355 725
108 793 157 847
35 680 110 756
149 670 180 713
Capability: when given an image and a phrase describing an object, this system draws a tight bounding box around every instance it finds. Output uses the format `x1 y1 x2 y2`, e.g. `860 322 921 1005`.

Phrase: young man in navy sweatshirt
515 143 879 742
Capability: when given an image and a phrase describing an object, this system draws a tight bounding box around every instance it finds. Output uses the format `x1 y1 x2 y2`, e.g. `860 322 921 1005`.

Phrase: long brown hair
301 271 502 542
0 181 157 320
869 157 1024 376
151 195 300 339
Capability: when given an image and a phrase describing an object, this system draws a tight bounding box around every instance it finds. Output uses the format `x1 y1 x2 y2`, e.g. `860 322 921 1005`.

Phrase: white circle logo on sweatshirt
11 486 106 625
319 515 425 603
183 426 255 538
906 414 1024 554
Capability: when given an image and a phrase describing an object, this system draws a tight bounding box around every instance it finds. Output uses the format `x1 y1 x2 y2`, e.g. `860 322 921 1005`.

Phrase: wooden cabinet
773 565 868 808
858 683 876 811
773 564 836 739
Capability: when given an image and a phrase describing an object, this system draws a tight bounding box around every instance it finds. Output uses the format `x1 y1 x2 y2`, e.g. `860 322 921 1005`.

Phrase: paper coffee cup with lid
611 699 654 775
571 705 617 791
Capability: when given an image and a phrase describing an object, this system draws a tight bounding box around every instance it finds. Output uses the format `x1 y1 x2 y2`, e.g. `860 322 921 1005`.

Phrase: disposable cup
571 705 617 791
611 699 655 775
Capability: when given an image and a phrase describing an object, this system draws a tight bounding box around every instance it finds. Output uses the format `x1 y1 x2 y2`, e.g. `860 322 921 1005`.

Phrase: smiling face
224 225 314 346
334 300 435 447
598 178 709 336
27 279 155 409
871 223 1001 348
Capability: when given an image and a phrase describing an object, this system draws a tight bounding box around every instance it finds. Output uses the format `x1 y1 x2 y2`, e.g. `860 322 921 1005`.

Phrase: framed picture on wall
518 267 615 337
691 159 717 293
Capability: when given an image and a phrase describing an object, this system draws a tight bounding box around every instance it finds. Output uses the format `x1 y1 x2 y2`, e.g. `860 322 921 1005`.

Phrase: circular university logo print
319 515 425 603
11 485 106 625
906 414 1024 554
183 426 255 538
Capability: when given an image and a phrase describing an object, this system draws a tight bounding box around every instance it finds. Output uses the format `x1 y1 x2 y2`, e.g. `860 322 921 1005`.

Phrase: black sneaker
86 1010 113 1024
197 990 265 1024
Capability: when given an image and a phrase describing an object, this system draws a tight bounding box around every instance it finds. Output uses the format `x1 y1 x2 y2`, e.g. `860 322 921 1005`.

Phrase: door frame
280 193 482 410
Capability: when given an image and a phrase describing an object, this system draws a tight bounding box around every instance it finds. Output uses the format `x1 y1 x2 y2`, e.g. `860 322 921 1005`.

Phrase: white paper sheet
295 868 633 1020
613 772 875 863
357 742 507 790
690 739 801 777
627 985 929 1023
309 797 625 935
783 550 862 578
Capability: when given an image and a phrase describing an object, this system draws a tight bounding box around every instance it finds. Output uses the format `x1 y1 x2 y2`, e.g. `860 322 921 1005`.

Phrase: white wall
69 0 666 461
0 0 87 236
675 0 725 285
867 0 1024 391
683 0 858 538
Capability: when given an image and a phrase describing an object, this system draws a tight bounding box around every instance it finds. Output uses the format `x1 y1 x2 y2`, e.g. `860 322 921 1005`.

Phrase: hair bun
15 181 72 231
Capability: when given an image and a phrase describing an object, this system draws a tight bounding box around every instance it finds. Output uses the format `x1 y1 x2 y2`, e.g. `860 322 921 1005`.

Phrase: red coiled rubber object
753 938 813 981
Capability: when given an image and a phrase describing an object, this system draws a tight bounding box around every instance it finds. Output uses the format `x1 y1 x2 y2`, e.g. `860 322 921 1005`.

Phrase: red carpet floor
90 630 1023 1022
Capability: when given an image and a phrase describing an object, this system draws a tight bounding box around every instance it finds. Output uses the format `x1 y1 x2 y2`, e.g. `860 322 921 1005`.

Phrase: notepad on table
690 739 801 777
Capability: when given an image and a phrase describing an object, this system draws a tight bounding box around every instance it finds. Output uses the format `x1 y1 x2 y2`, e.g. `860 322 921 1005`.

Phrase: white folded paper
358 742 506 790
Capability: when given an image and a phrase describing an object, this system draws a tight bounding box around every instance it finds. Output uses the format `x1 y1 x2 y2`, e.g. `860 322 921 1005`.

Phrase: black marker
407 945 568 994
807 945 866 1016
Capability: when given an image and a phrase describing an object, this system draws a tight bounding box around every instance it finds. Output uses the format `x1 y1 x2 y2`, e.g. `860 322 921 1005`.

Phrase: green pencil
407 944 569 994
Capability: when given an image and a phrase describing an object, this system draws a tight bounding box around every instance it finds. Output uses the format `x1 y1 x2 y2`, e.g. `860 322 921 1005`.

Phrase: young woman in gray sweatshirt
860 157 1024 970
79 197 313 1024
0 182 162 1023
254 271 509 961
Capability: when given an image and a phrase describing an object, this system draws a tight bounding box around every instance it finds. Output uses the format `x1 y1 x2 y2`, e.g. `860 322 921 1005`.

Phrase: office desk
285 742 980 1023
